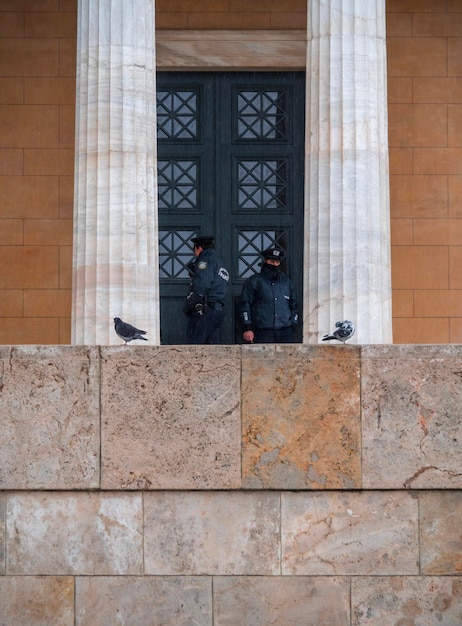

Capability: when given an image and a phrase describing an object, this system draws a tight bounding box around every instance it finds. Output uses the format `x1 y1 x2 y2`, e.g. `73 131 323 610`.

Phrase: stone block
362 345 462 488
100 346 241 489
0 576 74 626
213 576 350 626
352 576 462 625
281 491 419 575
0 346 100 489
420 491 462 575
7 493 143 575
0 495 5 574
144 491 280 575
242 345 361 489
75 576 212 626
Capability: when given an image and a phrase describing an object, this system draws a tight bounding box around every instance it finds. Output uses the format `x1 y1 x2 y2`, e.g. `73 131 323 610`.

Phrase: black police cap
191 235 215 248
261 245 286 261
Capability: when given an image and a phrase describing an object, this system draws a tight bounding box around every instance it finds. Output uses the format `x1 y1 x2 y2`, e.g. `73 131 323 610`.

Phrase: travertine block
0 495 5 574
213 576 350 626
362 345 462 488
75 576 212 626
7 493 143 575
281 491 419 575
242 345 361 489
144 491 280 575
352 576 462 625
420 491 462 575
0 576 74 626
101 346 241 489
0 346 100 489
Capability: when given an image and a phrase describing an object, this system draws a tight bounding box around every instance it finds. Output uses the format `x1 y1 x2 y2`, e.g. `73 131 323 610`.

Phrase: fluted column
72 0 159 345
304 0 392 344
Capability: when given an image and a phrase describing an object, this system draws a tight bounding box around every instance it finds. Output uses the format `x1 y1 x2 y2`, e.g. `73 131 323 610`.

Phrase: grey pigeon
113 317 148 344
322 320 355 343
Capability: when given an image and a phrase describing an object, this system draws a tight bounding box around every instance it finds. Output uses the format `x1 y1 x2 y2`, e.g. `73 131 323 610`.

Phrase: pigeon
322 320 355 344
113 317 148 344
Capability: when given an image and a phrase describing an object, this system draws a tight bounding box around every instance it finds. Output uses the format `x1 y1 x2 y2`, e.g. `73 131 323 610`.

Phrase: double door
157 72 305 344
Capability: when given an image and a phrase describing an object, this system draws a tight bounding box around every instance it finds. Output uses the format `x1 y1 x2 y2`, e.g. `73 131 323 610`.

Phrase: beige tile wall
388 0 462 342
1 1 461 344
0 2 75 344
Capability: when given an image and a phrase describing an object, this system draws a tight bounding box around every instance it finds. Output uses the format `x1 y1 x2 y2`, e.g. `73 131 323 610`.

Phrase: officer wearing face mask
183 235 230 344
239 244 298 343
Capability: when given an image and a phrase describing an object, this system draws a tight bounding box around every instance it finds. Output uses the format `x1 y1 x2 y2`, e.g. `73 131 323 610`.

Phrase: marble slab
242 345 361 489
75 576 212 626
0 495 5 575
362 345 462 488
420 490 462 575
352 576 462 625
156 30 306 70
100 346 241 489
213 576 350 626
0 346 100 489
6 492 143 575
144 491 280 575
281 491 419 575
0 576 74 626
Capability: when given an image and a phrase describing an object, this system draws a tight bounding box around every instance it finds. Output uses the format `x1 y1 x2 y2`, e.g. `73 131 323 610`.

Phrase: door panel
157 72 305 344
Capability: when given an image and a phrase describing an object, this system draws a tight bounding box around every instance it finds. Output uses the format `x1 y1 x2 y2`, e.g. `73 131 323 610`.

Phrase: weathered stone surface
7 493 143 575
242 345 361 489
420 490 462 575
362 345 462 489
0 346 100 489
352 576 462 625
0 495 5 575
144 491 280 575
75 576 212 626
281 491 419 575
214 576 350 626
0 576 74 626
100 346 241 489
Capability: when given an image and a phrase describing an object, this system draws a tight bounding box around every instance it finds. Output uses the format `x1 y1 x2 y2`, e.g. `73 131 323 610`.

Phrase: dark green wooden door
157 72 305 344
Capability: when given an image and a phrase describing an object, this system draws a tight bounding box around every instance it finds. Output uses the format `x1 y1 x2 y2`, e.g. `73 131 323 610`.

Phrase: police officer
184 235 230 344
239 244 299 343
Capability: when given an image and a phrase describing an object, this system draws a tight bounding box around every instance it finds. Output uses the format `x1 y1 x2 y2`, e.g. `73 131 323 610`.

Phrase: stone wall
1 344 462 625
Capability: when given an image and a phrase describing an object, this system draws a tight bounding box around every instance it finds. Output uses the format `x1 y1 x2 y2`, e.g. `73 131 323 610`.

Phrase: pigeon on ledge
322 320 355 344
114 317 148 344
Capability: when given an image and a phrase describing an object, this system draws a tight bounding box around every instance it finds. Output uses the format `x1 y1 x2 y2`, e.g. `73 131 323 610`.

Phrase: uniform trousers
254 326 294 343
187 308 225 344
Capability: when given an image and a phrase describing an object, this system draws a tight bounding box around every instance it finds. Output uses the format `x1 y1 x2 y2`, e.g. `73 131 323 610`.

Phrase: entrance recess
157 72 305 344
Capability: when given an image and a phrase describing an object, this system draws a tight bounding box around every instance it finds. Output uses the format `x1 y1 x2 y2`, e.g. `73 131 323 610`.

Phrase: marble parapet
1 344 462 491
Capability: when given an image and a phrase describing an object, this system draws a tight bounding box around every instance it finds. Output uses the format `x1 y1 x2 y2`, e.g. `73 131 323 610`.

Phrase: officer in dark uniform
183 235 230 344
239 244 299 343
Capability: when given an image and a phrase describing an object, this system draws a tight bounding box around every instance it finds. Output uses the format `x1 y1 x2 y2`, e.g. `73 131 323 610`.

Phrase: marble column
72 0 159 345
304 0 392 344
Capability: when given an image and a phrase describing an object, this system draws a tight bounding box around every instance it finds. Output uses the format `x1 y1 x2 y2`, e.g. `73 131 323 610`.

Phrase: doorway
157 71 305 344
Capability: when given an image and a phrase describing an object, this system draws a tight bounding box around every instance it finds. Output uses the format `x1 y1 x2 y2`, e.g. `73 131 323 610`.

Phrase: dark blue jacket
239 263 299 330
184 248 230 313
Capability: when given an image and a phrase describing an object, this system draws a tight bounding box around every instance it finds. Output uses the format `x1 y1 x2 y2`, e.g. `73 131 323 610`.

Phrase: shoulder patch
218 267 230 281
197 261 208 270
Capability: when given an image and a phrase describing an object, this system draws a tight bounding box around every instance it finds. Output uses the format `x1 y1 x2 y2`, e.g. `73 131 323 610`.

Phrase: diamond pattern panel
238 160 288 212
157 90 198 140
237 90 288 140
159 230 197 279
158 160 198 212
238 230 288 279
